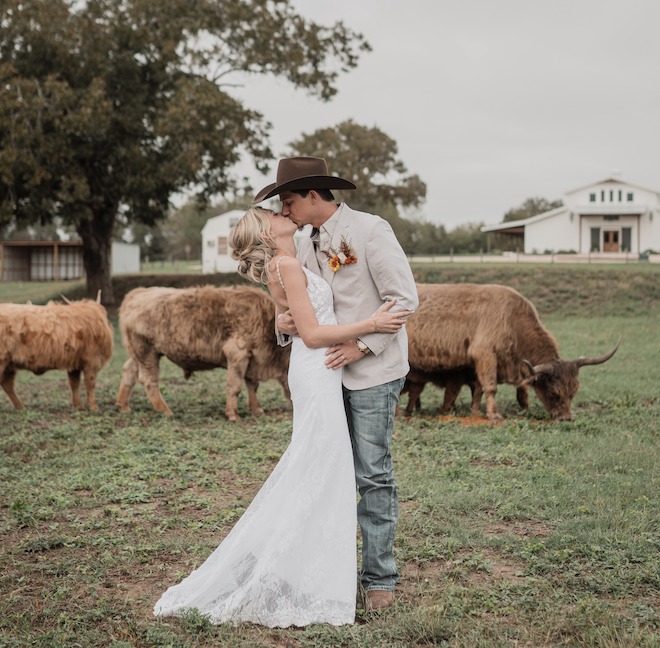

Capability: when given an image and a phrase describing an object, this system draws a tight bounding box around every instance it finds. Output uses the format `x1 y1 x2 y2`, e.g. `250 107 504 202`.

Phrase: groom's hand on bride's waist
277 311 298 337
325 341 363 370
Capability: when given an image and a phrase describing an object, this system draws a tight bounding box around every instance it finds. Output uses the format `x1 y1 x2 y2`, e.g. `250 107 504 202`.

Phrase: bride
153 207 411 627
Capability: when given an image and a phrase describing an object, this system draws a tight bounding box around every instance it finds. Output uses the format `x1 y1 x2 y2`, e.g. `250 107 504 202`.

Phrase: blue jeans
343 377 405 591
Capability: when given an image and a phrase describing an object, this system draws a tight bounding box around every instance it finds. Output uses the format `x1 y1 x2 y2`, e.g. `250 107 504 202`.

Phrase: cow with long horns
406 283 620 421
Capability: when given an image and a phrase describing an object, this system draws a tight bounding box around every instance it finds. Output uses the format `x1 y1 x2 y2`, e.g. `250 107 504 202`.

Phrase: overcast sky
230 0 660 229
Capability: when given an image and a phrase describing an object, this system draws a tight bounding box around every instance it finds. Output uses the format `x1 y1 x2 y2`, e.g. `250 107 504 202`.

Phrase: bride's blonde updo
229 207 276 285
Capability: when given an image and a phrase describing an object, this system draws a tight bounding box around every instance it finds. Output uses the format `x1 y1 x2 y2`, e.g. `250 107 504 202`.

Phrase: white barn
201 210 310 275
482 177 660 255
201 209 244 274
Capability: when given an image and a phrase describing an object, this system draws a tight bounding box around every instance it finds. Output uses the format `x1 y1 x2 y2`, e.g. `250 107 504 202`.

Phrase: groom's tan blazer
297 203 419 391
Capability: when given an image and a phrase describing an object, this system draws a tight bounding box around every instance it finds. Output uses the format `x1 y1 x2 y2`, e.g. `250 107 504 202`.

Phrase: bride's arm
276 257 407 349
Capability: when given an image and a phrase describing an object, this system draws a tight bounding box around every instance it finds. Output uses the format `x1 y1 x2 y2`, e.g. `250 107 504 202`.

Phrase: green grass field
0 267 658 647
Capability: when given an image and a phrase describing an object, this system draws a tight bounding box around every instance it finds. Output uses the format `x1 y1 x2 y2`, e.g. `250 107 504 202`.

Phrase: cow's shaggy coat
0 299 114 411
116 285 291 420
406 283 619 421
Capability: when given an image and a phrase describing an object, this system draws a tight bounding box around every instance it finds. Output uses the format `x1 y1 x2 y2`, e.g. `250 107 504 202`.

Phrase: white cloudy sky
229 0 660 228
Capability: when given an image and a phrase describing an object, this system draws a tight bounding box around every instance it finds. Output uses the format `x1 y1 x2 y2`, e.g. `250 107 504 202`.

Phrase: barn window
618 190 622 201
603 215 619 221
217 237 228 254
590 227 601 252
609 190 614 201
627 192 634 201
589 193 596 202
601 190 605 201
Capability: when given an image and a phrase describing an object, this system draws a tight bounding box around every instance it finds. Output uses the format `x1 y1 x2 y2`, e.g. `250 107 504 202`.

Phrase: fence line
409 252 660 265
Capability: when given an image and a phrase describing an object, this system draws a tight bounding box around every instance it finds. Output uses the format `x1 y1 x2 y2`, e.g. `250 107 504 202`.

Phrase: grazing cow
400 368 529 417
406 283 619 421
0 294 114 411
116 285 291 420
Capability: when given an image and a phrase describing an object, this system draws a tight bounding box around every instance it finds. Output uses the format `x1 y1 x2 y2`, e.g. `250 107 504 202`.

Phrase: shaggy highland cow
116 285 291 420
406 283 619 421
0 294 114 411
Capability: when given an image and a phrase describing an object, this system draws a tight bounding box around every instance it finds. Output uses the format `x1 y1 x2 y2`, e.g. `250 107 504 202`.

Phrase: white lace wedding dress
153 267 357 627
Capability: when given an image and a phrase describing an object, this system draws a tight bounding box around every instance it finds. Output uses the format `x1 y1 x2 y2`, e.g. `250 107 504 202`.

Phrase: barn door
603 230 619 252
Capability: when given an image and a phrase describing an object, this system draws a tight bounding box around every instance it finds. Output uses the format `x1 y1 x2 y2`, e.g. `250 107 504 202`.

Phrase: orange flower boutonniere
321 237 358 273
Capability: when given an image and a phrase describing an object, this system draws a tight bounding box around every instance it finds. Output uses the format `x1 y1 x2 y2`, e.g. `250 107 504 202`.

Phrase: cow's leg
277 376 292 411
138 353 172 415
116 357 139 412
1 367 24 409
472 353 502 421
129 348 172 416
68 370 84 410
516 386 529 410
244 377 264 417
440 377 462 414
469 380 483 416
278 377 291 403
223 341 250 422
83 369 99 412
405 381 425 416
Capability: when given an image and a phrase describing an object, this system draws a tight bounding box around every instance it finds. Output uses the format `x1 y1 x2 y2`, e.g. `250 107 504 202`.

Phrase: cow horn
61 294 72 304
96 289 102 304
574 337 621 368
520 359 538 384
528 361 554 375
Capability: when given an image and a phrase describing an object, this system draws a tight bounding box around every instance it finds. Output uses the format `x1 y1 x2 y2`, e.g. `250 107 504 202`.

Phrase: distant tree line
128 199 555 263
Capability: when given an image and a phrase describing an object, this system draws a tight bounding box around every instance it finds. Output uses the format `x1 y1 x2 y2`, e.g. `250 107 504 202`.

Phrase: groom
253 157 418 611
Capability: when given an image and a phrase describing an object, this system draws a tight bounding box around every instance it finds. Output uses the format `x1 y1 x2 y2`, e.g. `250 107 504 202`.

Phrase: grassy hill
3 262 656 319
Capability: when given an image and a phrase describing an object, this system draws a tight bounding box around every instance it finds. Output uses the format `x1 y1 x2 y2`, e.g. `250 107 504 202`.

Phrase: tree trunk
78 211 115 306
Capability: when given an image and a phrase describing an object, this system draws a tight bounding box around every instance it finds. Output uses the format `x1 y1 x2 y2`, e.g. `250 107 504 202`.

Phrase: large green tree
286 119 426 252
287 119 427 214
0 0 369 303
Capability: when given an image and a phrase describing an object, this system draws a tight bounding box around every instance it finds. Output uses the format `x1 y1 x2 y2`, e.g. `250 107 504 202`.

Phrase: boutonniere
321 237 358 272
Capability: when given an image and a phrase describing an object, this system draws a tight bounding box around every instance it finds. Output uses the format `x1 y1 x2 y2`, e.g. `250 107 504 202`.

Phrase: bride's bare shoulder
277 255 301 268
273 255 303 275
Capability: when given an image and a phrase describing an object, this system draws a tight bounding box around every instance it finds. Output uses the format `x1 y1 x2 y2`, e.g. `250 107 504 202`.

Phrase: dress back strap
275 256 288 291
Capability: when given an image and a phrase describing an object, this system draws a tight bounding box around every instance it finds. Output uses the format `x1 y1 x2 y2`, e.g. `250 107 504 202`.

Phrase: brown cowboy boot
365 590 395 612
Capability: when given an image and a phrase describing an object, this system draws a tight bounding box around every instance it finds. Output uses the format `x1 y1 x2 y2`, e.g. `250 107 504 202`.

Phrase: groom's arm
356 218 418 355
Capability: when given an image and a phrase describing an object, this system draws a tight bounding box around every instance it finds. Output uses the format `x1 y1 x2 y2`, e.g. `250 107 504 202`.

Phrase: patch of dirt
400 550 529 592
484 520 553 538
404 560 447 584
464 550 528 586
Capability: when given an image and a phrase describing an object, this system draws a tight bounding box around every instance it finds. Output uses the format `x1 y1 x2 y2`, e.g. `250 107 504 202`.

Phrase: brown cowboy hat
252 156 356 204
